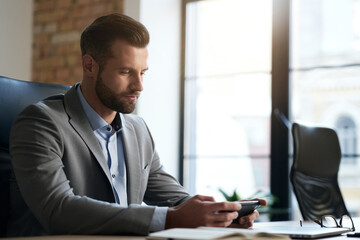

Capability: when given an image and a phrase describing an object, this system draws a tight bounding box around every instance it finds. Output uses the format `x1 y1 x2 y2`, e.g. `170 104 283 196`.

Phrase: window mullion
271 0 291 220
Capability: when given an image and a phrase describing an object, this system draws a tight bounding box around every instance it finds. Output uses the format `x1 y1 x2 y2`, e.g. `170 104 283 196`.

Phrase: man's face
95 39 148 114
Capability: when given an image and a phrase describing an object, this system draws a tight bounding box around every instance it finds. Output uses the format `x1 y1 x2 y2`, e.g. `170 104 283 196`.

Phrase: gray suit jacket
8 85 190 237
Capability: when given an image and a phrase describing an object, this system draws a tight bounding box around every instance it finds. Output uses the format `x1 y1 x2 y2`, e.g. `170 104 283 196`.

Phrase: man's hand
165 195 242 229
229 198 268 229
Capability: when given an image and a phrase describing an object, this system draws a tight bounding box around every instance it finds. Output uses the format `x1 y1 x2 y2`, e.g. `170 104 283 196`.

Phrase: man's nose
130 73 144 92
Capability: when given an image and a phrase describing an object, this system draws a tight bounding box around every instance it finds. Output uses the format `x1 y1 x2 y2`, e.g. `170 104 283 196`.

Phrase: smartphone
219 200 261 222
236 200 261 218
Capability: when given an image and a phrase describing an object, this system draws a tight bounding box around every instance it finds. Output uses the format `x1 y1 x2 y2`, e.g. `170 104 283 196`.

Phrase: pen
347 233 360 238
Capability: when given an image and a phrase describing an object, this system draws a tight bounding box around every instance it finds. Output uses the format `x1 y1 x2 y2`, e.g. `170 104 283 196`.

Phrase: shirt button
107 127 111 131
112 174 116 178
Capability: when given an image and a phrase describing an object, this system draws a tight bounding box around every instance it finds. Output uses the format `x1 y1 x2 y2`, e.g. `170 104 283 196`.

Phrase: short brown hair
80 13 150 67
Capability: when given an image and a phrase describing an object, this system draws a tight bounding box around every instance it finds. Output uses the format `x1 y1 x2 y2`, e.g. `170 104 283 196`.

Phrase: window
336 116 357 165
182 0 360 219
291 0 360 216
182 0 272 201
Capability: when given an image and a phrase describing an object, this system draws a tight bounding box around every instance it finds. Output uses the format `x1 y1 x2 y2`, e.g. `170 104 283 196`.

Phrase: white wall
0 0 33 81
124 0 182 179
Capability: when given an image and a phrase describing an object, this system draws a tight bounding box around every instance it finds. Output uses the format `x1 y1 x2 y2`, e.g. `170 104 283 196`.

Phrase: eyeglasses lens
341 215 353 230
322 215 338 228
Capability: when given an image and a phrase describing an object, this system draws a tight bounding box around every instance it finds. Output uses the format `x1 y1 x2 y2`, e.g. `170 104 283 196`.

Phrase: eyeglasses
314 215 355 232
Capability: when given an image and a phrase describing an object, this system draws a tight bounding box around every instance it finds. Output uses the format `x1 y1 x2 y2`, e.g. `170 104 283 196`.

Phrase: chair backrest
290 122 349 221
0 76 70 237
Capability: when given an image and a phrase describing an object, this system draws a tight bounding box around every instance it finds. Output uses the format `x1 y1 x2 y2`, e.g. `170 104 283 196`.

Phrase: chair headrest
0 76 70 149
292 122 341 177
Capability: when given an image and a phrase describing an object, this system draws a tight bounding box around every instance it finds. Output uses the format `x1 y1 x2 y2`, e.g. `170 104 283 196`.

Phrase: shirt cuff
149 206 168 232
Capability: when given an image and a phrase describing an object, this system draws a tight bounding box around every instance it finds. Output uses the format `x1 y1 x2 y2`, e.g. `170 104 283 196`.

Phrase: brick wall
32 0 124 85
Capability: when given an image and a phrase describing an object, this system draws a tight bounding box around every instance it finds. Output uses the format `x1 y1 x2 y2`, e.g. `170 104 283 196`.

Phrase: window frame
179 0 292 220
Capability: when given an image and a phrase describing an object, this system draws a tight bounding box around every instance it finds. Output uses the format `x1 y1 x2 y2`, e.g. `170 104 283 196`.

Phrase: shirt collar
76 83 122 132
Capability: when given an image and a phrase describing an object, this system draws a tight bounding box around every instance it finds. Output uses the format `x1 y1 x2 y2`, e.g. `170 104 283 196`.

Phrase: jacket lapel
63 85 113 185
121 115 142 204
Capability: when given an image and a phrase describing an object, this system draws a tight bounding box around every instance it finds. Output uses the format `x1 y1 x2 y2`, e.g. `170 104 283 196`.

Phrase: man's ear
82 54 99 76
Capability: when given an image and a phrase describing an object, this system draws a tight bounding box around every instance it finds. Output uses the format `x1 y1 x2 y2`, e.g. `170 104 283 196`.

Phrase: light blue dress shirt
76 85 127 206
76 84 167 231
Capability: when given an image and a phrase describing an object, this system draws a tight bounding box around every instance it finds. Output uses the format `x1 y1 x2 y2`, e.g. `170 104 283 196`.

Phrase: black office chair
0 76 70 237
290 122 349 221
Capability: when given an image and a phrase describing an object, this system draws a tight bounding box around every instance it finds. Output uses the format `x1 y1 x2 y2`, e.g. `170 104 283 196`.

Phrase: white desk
3 218 360 240
254 217 360 239
2 236 146 240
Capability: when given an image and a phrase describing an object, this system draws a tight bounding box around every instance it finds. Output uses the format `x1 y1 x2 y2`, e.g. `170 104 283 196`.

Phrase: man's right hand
165 195 241 229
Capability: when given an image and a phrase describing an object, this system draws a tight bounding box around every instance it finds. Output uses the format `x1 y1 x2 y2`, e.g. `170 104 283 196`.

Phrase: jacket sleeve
144 150 191 206
132 117 191 206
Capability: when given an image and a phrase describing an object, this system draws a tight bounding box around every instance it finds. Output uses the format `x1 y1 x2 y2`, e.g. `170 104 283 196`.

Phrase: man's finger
238 210 259 226
212 211 238 222
250 198 268 206
205 201 242 212
195 195 216 202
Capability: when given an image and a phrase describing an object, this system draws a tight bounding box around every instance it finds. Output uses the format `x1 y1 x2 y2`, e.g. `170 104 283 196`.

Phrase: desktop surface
3 217 360 240
255 218 360 240
1 236 146 240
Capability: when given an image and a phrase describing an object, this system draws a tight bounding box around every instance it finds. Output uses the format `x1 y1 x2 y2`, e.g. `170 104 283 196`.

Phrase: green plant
219 188 275 213
218 188 289 217
219 188 274 203
218 189 242 202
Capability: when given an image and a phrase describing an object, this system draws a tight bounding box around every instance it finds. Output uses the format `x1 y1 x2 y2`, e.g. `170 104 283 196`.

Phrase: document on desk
147 228 290 240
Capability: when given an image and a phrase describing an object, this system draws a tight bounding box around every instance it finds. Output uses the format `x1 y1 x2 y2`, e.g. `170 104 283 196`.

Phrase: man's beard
95 75 139 114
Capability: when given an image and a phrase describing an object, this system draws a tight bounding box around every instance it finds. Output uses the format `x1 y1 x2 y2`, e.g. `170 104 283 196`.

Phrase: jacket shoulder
121 114 154 144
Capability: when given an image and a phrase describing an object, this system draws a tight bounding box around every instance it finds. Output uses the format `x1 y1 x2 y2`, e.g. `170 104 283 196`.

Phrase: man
8 13 266 236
